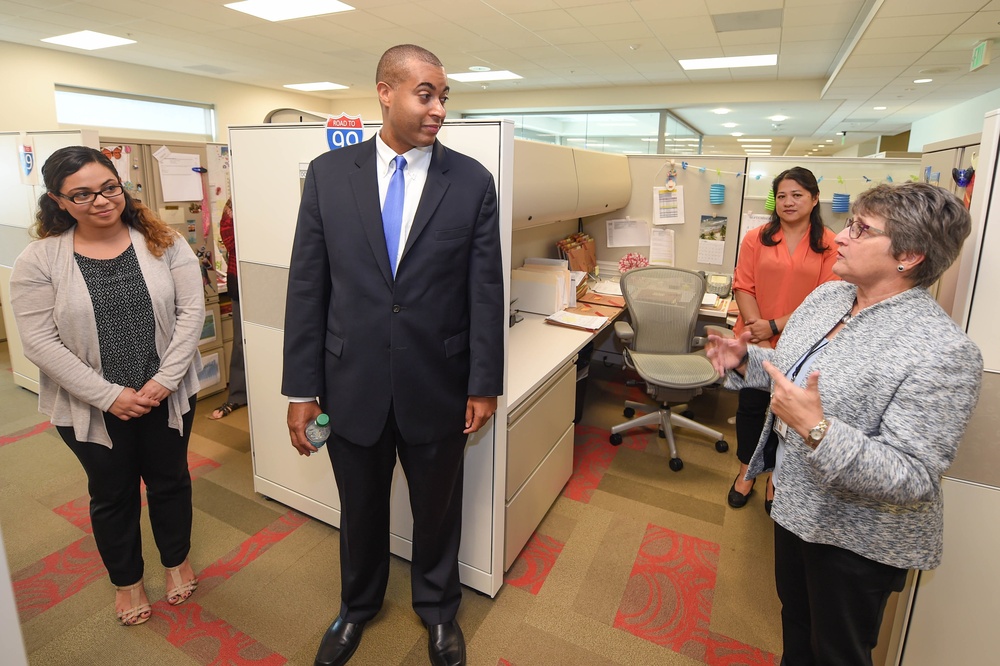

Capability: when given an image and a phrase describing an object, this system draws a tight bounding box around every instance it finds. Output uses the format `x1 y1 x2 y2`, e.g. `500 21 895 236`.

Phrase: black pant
326 405 466 626
774 523 907 666
57 397 196 587
736 387 776 465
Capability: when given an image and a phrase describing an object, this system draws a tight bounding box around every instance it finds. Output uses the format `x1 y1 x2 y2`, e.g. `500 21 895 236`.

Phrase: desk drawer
504 423 574 570
506 361 576 500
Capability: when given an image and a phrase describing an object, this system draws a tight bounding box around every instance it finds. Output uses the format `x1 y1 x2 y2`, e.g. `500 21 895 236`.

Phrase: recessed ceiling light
680 54 777 70
41 30 135 50
731 132 744 137
284 81 348 91
722 123 738 129
450 70 522 82
873 106 887 110
737 138 771 143
468 66 491 72
769 115 788 122
225 0 355 21
913 78 933 84
713 108 732 115
826 139 833 143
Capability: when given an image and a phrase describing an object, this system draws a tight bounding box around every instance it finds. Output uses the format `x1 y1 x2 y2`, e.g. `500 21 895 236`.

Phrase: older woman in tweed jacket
708 182 983 666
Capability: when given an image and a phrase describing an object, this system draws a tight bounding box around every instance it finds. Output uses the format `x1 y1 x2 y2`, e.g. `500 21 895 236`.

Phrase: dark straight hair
760 166 829 253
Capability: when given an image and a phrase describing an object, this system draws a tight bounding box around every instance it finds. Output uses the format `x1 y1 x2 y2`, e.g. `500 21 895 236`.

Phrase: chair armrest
614 321 634 343
704 324 734 339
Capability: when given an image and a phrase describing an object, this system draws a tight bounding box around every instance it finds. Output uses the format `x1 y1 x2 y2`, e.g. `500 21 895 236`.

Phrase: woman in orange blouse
728 167 839 512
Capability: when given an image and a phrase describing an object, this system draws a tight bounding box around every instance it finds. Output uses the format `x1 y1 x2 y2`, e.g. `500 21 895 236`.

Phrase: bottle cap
316 413 330 426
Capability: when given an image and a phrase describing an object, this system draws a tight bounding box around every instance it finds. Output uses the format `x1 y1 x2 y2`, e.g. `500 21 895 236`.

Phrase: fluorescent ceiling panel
449 70 522 82
225 0 354 22
284 82 348 91
41 30 135 50
680 54 777 71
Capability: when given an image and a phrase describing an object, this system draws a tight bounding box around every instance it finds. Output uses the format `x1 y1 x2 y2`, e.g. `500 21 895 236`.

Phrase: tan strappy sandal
115 580 151 626
165 560 198 606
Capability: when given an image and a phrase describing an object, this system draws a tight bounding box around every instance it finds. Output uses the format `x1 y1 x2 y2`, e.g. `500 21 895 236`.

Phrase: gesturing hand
762 362 824 440
706 330 752 376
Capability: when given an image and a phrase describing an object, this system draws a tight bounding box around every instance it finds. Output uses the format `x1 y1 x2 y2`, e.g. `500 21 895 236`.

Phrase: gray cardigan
10 226 204 448
726 281 982 570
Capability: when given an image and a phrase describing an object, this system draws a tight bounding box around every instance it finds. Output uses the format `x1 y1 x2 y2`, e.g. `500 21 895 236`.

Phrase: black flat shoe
764 475 774 515
427 620 466 666
315 617 366 666
727 476 755 508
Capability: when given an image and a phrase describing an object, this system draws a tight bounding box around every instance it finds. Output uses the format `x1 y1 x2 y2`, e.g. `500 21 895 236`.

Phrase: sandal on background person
115 579 151 626
165 560 198 606
209 401 244 420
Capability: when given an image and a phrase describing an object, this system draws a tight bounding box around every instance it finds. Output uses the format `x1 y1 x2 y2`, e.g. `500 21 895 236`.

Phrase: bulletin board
582 154 748 276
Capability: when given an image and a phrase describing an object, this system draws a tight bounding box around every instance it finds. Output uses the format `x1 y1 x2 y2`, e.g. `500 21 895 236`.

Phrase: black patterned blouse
74 244 160 390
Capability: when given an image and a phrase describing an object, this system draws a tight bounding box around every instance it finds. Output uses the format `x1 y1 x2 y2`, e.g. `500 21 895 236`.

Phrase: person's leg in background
728 387 771 508
211 274 246 419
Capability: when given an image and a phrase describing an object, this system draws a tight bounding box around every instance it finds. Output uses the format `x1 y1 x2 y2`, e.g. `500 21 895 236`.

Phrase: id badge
773 417 788 439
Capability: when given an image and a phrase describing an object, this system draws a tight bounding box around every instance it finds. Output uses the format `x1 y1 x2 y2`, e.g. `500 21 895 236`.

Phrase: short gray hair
852 182 971 288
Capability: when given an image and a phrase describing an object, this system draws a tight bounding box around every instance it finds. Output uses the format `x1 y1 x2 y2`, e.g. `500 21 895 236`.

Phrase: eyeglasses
57 184 124 205
844 217 889 240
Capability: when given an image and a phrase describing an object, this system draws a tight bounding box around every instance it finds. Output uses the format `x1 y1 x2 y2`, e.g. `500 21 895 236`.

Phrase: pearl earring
897 265 905 272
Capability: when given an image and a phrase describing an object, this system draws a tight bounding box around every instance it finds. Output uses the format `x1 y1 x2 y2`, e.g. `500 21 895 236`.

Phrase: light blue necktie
383 155 406 276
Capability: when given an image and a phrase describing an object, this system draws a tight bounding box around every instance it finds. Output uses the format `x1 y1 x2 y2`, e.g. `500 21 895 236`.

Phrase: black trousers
57 396 196 587
736 387 776 465
774 522 907 666
326 405 466 626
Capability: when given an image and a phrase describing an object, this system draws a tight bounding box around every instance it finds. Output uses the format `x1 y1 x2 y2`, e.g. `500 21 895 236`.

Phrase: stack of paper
511 258 573 315
701 293 720 307
545 310 609 331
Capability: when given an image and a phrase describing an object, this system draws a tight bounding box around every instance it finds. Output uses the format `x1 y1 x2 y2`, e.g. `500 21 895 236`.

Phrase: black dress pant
736 387 776 465
57 396 196 587
774 522 907 666
326 405 466 626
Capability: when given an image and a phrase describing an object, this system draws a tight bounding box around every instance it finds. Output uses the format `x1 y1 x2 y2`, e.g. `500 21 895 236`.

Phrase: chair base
609 400 728 471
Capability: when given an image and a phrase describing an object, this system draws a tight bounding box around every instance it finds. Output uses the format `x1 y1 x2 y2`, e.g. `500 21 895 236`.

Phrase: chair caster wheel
623 407 635 418
715 439 729 453
658 428 666 438
681 409 694 419
669 458 683 472
610 433 623 446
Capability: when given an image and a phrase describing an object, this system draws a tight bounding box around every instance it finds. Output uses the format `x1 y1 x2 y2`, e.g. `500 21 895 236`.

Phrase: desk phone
705 273 733 298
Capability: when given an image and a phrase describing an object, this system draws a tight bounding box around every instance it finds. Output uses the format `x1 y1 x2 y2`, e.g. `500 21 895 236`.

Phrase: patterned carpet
1 341 783 665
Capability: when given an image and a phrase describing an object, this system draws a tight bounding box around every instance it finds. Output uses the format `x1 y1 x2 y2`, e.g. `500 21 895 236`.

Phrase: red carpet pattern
614 523 777 665
504 532 565 595
148 600 287 665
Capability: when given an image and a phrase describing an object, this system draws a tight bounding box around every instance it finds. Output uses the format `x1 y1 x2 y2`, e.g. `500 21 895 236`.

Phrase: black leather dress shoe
427 620 466 666
314 617 365 666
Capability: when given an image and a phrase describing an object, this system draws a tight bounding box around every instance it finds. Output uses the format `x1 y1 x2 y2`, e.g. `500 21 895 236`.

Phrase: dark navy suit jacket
281 137 504 446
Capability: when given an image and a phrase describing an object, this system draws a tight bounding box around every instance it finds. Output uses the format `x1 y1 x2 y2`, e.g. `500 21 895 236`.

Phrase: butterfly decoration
101 146 123 160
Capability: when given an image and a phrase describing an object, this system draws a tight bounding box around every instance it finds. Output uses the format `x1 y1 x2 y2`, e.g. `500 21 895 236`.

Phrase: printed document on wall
153 147 204 202
652 185 684 224
649 227 675 266
606 218 650 248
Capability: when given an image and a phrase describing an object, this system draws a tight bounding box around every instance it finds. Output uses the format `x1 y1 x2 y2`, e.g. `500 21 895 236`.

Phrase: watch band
769 319 779 336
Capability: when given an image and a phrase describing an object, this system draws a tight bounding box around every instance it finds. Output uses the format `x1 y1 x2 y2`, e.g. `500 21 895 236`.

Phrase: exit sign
971 40 992 72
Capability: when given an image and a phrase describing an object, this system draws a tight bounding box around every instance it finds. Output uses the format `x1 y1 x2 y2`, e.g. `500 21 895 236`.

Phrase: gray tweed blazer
726 280 982 569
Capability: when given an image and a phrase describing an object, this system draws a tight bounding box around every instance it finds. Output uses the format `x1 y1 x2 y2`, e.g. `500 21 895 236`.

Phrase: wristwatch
807 419 830 447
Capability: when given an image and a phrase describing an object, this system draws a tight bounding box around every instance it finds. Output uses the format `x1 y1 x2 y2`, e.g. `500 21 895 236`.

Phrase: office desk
502 311 619 569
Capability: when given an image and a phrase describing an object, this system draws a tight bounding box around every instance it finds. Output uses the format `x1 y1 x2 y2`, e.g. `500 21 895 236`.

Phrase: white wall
0 41 380 139
909 87 1000 151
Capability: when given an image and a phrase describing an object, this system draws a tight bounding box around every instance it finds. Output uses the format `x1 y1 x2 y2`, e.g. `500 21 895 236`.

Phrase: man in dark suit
282 44 504 666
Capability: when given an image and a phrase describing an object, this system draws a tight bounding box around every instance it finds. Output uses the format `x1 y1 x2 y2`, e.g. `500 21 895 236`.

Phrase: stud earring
897 265 905 272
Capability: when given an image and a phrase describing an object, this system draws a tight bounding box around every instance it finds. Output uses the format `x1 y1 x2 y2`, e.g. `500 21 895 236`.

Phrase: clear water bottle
305 413 331 448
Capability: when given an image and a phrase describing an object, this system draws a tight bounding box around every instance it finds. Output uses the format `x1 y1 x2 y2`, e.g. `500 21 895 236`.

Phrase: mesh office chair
609 267 729 471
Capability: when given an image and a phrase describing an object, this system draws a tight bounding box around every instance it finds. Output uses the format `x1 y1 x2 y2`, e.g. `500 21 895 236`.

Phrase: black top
74 244 160 390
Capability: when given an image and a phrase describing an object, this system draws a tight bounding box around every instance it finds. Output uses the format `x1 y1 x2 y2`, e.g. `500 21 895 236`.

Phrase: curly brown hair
34 146 176 257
